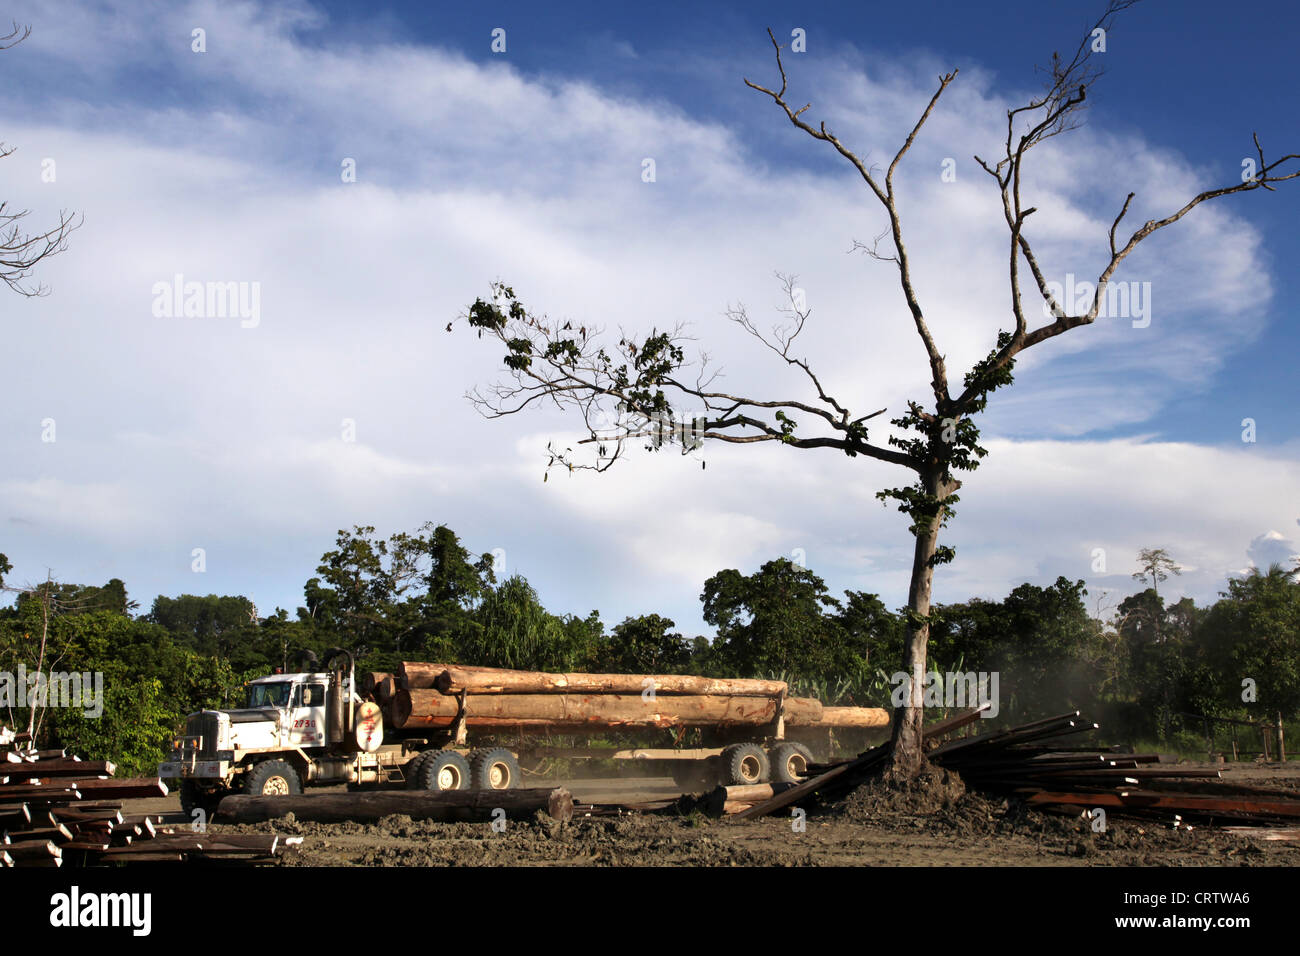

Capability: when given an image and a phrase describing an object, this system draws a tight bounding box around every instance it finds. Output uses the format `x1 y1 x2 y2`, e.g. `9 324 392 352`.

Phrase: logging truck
159 650 888 815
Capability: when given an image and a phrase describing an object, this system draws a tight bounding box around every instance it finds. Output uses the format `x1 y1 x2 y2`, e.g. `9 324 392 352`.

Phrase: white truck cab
160 650 381 814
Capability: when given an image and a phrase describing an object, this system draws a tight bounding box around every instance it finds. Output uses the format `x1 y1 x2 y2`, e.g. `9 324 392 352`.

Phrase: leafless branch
1 23 81 296
745 27 957 407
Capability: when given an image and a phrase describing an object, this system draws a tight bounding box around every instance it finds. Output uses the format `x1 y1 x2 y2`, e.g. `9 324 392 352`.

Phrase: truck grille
185 712 221 757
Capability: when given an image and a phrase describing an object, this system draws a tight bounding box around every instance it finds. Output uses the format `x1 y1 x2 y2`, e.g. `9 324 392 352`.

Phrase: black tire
470 747 520 791
721 743 770 786
770 742 815 784
417 750 471 791
243 759 303 797
180 781 225 818
404 752 433 790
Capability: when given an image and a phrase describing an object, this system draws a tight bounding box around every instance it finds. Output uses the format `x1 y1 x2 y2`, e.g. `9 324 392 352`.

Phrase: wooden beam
215 787 575 824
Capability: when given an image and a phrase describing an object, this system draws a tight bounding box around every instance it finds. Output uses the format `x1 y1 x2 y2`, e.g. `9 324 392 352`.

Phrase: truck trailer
159 649 888 814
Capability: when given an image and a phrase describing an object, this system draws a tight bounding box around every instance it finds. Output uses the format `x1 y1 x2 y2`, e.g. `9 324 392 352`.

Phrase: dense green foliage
1 537 1297 771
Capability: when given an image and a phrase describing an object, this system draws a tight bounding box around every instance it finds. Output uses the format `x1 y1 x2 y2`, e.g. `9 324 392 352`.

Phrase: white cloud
0 0 1293 636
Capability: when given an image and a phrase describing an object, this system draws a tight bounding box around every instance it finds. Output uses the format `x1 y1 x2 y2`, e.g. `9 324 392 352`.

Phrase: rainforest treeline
1 524 1297 774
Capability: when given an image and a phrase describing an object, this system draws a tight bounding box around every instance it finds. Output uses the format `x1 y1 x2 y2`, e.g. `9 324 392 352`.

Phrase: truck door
290 681 328 747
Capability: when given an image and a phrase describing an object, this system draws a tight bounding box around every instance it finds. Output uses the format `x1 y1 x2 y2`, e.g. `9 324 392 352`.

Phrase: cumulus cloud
1245 530 1300 573
0 0 1293 635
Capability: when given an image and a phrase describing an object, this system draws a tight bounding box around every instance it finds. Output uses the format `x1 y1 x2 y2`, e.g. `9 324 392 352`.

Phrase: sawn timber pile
726 709 1300 833
372 662 889 733
1 724 287 866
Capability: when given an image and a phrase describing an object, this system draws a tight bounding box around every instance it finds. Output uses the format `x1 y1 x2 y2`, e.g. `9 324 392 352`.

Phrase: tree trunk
433 664 788 698
389 689 782 730
889 470 953 777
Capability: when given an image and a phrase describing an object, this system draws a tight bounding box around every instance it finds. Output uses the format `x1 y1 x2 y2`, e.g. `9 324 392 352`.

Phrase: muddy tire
243 759 302 797
721 743 770 786
180 781 225 818
769 742 814 784
470 747 520 791
417 750 471 791
404 752 433 789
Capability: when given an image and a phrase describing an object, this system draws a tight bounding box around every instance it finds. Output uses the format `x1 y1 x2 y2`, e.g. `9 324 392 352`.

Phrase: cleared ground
126 763 1300 867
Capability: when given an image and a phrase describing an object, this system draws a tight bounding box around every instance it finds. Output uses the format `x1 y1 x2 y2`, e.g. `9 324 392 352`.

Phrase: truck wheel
770 742 814 783
470 748 520 791
180 781 225 818
404 752 433 790
244 759 302 797
417 751 471 791
721 743 770 786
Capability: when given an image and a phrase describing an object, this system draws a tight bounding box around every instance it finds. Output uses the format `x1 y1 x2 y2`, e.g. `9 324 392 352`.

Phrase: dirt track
128 764 1300 867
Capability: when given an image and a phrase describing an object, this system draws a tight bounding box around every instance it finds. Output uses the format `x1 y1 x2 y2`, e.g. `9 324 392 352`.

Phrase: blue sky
1 0 1297 636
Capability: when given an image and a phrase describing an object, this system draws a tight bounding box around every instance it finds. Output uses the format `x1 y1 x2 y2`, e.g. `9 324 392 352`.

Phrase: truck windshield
247 682 292 708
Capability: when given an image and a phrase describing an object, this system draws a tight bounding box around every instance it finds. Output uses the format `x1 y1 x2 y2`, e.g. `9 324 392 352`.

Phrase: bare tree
1 22 80 296
458 2 1298 776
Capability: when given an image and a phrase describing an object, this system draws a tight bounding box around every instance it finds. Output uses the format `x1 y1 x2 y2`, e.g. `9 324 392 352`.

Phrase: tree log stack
0 723 285 866
381 663 888 733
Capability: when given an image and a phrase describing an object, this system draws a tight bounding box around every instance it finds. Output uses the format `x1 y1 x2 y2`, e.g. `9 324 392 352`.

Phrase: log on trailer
397 661 454 690
429 663 789 698
390 689 782 730
814 706 890 729
216 787 575 824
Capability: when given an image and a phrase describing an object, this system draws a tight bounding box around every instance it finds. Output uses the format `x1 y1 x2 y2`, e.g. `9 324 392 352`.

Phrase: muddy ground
129 762 1300 867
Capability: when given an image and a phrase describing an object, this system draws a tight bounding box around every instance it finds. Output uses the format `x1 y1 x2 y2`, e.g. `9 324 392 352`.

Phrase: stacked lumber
381 663 889 733
729 709 1300 830
0 725 285 866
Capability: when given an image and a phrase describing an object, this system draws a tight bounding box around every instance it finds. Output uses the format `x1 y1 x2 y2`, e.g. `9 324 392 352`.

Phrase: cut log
703 783 795 815
391 689 780 731
397 661 454 690
432 664 788 698
360 672 391 697
215 787 574 824
778 697 823 724
805 706 890 729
